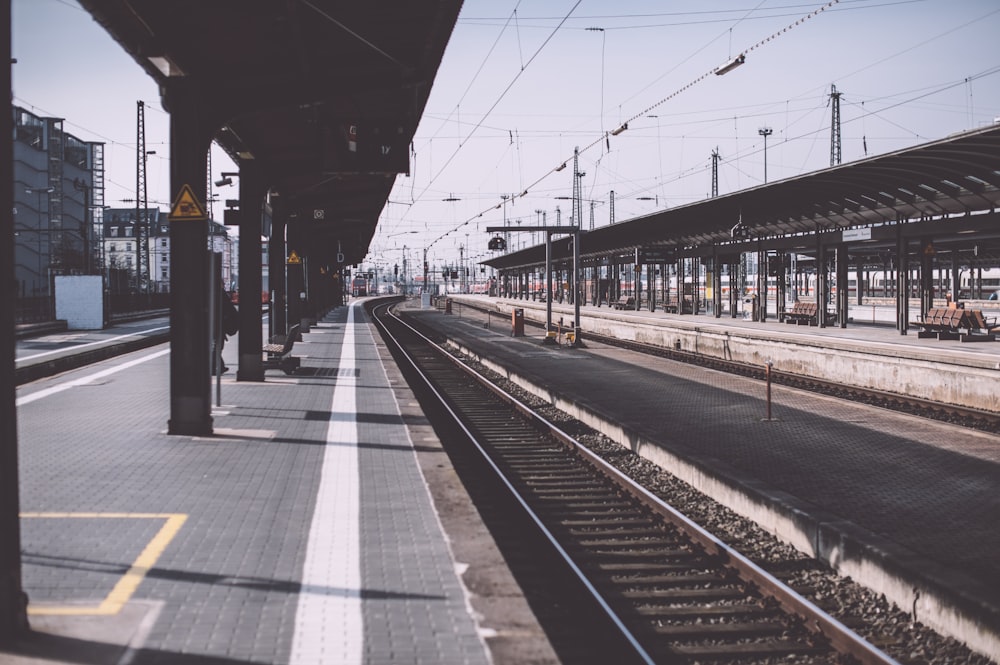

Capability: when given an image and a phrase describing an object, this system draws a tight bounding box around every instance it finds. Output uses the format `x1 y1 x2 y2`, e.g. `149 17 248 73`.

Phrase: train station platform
7 301 555 665
445 295 1000 413
405 295 1000 659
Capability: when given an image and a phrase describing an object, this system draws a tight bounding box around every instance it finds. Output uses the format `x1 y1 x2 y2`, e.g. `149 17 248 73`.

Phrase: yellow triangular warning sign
169 184 208 221
287 250 301 264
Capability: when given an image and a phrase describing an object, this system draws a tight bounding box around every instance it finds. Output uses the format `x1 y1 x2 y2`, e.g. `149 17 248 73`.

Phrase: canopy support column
165 82 216 436
837 244 849 328
236 164 265 382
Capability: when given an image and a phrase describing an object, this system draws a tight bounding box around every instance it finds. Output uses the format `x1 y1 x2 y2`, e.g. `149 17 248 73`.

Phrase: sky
11 0 1000 273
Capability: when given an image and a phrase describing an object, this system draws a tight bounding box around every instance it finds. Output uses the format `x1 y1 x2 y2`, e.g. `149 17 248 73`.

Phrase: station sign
842 227 872 242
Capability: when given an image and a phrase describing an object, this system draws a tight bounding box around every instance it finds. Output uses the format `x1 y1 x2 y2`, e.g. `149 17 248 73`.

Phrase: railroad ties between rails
371 300 900 665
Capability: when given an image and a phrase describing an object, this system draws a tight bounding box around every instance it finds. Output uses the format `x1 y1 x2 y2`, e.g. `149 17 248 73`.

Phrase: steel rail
377 300 901 664
370 301 656 665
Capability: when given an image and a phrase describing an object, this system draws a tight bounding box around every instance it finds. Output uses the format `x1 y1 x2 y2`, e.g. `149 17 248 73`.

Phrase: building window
161 238 167 247
126 242 132 251
161 253 168 262
161 266 168 279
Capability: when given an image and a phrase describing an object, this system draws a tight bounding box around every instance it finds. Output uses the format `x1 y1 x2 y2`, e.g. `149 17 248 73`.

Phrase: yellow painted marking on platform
21 512 188 616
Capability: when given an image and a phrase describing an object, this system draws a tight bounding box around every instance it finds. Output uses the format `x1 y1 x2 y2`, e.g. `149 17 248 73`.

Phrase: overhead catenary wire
381 1 999 269
396 0 583 236
426 0 842 250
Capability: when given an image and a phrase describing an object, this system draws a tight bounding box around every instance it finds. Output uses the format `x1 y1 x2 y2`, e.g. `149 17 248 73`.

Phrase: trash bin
445 298 452 314
511 308 524 337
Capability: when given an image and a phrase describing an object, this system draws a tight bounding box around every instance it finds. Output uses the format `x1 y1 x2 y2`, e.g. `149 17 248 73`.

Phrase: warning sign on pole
287 250 302 264
168 184 208 221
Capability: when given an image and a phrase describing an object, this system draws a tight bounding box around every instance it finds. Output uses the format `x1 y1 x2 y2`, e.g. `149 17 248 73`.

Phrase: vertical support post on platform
572 228 581 346
856 262 864 307
837 244 849 328
1 0 29 639
897 231 909 335
817 242 828 329
647 264 655 312
285 214 306 336
545 231 554 340
729 258 738 319
756 247 767 322
269 201 287 340
776 251 787 322
920 237 934 317
166 82 214 436
713 252 723 319
765 361 773 421
634 248 642 312
237 165 265 381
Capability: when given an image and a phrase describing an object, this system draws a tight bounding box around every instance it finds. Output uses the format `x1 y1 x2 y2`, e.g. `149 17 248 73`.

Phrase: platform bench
263 323 301 373
662 299 692 314
911 308 969 340
785 302 818 325
614 296 636 310
961 309 999 343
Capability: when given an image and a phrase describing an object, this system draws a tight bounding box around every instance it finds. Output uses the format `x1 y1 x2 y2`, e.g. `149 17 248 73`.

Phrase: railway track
372 300 899 665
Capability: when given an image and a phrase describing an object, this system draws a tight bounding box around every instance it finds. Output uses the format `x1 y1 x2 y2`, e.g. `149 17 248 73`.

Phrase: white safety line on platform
290 303 362 665
16 349 170 406
16 325 170 362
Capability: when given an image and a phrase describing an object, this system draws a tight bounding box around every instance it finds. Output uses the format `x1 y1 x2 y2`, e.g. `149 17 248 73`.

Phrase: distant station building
11 106 104 309
103 208 235 295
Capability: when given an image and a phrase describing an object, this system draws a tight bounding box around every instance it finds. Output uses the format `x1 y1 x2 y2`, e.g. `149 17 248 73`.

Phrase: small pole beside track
765 360 773 421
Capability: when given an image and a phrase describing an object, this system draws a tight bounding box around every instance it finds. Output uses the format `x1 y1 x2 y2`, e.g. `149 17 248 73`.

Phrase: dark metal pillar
733 259 741 318
634 250 642 311
693 258 701 315
285 214 305 335
856 263 864 306
756 249 767 322
817 242 828 329
777 252 787 322
676 258 684 315
837 244 849 328
166 83 215 436
269 203 287 339
920 238 934 316
1 1 29 639
647 264 655 311
544 232 554 339
951 261 960 304
897 232 909 335
236 165 265 382
713 253 723 319
572 229 581 345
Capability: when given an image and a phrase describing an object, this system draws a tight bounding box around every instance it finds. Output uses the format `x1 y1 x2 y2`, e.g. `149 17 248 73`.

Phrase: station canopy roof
78 0 463 266
485 123 1000 270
